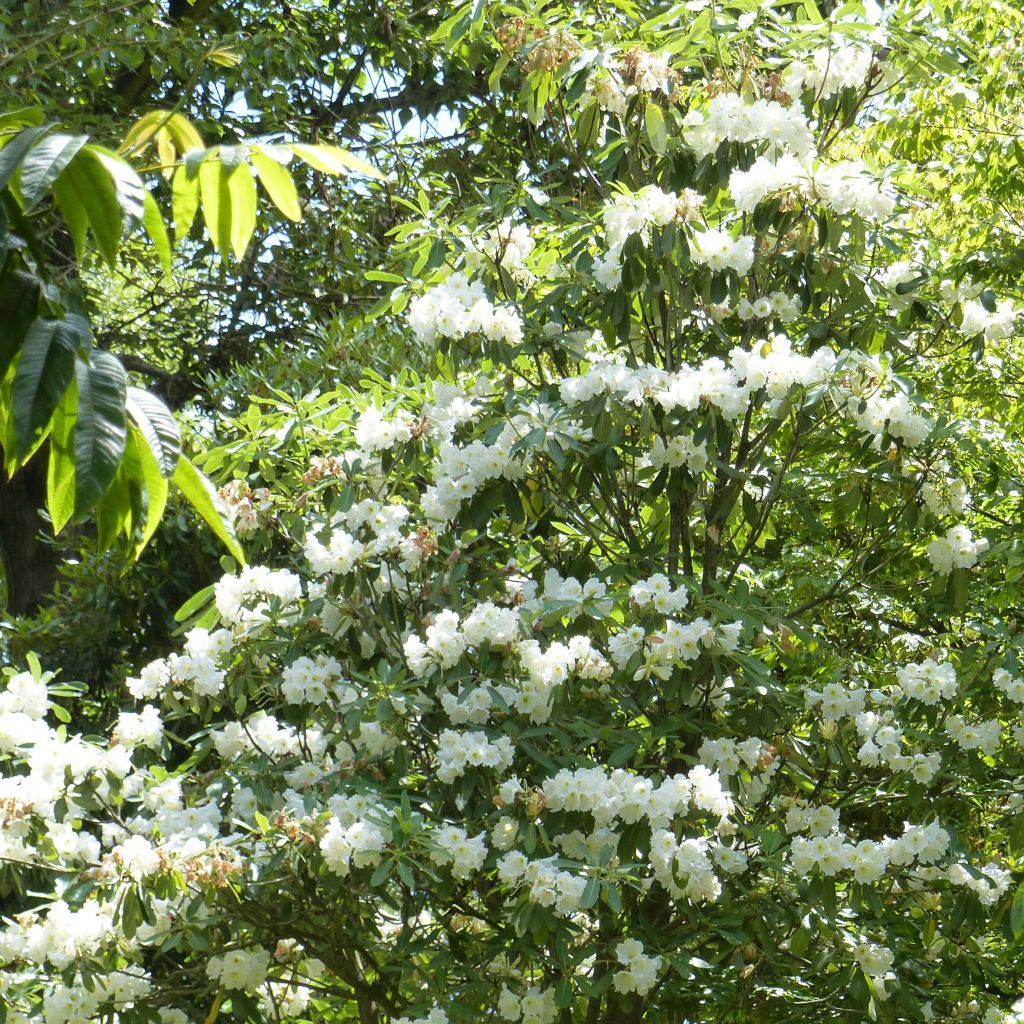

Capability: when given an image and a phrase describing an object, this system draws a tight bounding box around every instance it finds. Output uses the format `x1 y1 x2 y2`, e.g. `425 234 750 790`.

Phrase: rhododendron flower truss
3 3 1024 1024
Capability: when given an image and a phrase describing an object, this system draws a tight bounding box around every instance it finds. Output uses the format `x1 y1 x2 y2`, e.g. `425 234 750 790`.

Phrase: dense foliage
2 1 1024 1023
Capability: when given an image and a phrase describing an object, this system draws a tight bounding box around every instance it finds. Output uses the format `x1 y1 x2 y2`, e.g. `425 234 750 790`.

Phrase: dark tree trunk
0 451 58 615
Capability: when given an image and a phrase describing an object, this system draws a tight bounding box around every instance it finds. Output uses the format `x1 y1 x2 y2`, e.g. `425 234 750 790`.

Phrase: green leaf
645 102 668 156
46 378 77 533
126 387 180 477
73 350 128 513
95 458 133 551
0 124 51 191
290 143 383 180
226 161 257 259
174 583 215 623
173 453 246 563
11 316 82 459
91 145 147 221
200 157 258 260
0 269 41 379
579 876 600 909
53 149 123 263
251 146 301 221
1011 882 1024 940
128 425 169 557
18 133 88 210
172 164 200 242
142 191 172 276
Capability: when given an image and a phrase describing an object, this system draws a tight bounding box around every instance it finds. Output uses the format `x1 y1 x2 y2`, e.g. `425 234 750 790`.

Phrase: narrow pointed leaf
19 133 88 210
129 425 169 557
251 146 301 221
126 386 180 477
225 160 257 259
0 124 51 191
73 350 128 513
91 146 146 221
54 149 123 263
0 269 41 379
46 378 77 533
142 191 172 276
173 454 246 563
172 164 200 242
290 143 383 179
11 316 81 458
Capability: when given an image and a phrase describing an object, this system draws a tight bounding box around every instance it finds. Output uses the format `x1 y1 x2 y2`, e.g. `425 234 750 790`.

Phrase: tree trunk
0 451 58 615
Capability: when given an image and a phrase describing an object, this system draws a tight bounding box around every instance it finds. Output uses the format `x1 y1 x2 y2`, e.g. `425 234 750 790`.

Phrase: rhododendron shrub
3 4 1024 1024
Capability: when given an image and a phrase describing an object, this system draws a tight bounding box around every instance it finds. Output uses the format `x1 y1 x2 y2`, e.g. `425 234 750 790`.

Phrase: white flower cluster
128 627 232 701
784 43 875 99
582 67 628 117
594 185 691 288
922 467 970 518
993 668 1024 703
320 796 390 877
213 566 302 629
353 405 414 453
698 737 779 800
608 616 742 680
942 861 1012 906
542 765 729 829
853 710 942 782
0 900 119 970
736 290 803 323
645 433 709 473
791 819 949 883
113 705 164 749
946 715 1001 756
854 941 894 979
728 154 806 213
41 968 151 1024
925 525 989 575
206 947 270 991
612 938 662 997
440 683 516 725
630 573 690 614
395 1010 449 1024
496 851 588 916
960 297 1019 342
405 602 523 677
805 680 868 721
422 423 528 521
436 729 515 783
467 218 536 279
430 823 488 879
813 161 895 221
408 272 523 347
682 94 815 159
281 654 345 705
846 388 930 447
515 636 609 722
498 984 558 1024
689 227 755 275
649 831 722 902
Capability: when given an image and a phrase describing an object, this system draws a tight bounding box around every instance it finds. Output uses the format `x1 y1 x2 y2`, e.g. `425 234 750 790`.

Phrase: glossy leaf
173 453 246 563
251 146 302 221
18 133 87 210
126 386 180 477
73 350 128 513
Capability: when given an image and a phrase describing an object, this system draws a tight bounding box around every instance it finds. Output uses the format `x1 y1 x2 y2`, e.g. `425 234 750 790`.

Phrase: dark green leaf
73 350 128 513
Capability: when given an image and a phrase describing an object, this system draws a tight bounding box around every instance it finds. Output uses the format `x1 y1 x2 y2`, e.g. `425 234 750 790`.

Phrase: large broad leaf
19 133 88 210
289 143 383 180
52 148 123 263
11 316 83 459
251 146 302 221
199 154 258 260
128 424 169 557
46 379 77 534
0 123 51 191
126 386 180 477
173 454 245 563
172 164 200 242
73 350 128 513
91 146 146 222
0 269 41 379
142 191 172 277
